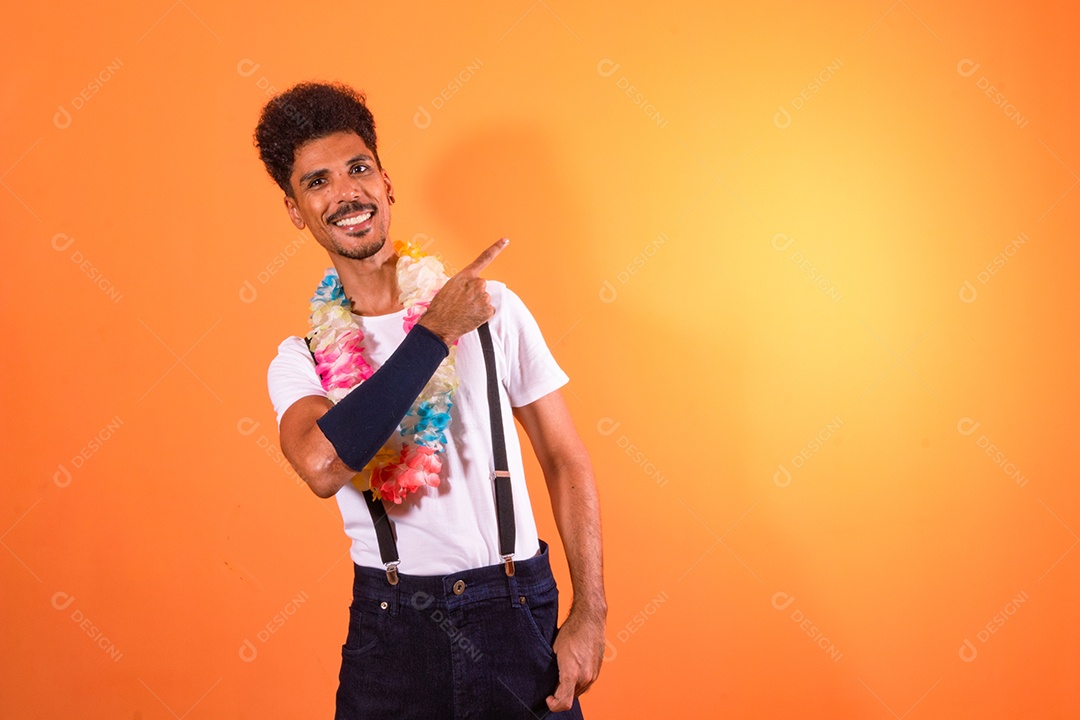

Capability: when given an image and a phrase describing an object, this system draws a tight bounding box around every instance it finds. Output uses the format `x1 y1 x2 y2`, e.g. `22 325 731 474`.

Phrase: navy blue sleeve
316 324 449 472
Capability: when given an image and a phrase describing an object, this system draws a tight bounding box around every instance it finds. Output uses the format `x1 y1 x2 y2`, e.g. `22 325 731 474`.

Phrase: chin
337 236 386 261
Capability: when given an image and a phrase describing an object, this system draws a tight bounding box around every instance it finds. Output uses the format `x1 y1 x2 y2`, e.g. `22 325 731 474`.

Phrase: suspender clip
385 562 400 586
502 554 515 577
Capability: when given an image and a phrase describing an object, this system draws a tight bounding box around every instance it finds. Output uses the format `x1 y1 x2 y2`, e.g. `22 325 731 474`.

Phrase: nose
333 173 364 203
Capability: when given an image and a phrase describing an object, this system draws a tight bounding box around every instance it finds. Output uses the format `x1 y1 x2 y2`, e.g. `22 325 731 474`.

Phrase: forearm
514 390 605 710
546 450 607 619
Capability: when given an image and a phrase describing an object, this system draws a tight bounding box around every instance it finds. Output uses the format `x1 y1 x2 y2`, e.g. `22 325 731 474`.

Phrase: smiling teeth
335 212 372 227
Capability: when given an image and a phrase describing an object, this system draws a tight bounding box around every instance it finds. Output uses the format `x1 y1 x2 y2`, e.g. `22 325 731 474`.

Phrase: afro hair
254 81 381 196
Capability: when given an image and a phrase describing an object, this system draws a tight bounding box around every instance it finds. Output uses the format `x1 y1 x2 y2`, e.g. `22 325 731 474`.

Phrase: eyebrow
298 154 374 186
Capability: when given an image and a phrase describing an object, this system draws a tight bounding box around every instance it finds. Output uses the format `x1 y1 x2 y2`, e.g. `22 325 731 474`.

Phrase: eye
350 163 368 174
307 177 325 189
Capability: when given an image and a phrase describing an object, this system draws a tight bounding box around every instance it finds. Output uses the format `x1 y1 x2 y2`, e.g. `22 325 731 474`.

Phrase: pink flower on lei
370 445 442 504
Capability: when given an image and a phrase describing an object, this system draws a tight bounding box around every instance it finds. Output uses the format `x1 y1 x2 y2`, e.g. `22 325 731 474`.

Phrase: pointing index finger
460 238 509 277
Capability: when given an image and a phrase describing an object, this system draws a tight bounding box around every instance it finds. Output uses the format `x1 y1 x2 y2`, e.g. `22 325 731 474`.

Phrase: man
255 82 605 719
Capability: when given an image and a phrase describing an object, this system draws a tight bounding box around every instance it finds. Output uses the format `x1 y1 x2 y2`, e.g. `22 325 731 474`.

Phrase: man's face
284 130 393 261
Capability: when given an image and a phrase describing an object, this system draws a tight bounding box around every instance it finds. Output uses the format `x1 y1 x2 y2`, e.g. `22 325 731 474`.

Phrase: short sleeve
268 336 328 426
492 284 570 408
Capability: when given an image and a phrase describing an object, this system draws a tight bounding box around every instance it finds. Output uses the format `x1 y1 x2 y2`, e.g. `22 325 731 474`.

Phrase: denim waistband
351 540 555 613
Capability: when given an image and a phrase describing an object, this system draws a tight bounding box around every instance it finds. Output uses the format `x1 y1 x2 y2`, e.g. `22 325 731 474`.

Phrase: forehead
291 130 375 175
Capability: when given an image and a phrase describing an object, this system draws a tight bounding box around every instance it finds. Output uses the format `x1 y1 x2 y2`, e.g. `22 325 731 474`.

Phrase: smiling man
255 82 605 719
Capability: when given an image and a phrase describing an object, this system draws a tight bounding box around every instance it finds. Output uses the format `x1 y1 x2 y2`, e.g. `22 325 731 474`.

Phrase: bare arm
279 396 359 498
513 389 606 712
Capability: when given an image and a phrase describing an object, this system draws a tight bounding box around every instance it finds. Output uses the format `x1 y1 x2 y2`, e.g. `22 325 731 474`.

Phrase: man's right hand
417 238 509 346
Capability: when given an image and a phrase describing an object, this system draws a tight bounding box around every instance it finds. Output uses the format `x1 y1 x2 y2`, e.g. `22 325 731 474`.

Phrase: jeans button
452 580 466 595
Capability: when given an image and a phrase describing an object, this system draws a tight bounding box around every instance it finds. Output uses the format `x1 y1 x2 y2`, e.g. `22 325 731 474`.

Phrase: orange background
3 1 1078 717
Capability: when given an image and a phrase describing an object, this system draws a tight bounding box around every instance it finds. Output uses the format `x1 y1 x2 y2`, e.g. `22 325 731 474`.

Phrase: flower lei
306 240 458 504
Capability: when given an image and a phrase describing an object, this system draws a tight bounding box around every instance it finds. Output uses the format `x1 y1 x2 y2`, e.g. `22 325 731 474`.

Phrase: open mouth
333 211 373 228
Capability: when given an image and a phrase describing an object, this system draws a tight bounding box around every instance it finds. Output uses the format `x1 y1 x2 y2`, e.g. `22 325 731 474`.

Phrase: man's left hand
546 606 606 713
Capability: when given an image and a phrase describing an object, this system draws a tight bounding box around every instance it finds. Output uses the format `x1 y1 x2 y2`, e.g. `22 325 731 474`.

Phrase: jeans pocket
336 604 389 719
341 604 378 658
519 586 559 660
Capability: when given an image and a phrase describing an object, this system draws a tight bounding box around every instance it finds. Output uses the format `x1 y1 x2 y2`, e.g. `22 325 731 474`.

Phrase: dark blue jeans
335 541 585 719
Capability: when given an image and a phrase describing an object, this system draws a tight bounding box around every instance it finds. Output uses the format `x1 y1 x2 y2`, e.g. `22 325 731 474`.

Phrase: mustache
326 202 377 224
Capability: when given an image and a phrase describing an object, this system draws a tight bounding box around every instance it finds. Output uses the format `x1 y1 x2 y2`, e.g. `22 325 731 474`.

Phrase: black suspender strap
477 322 516 576
305 340 402 586
362 489 400 585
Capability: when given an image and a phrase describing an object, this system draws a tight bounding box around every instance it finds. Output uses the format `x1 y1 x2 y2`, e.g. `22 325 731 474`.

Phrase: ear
381 168 395 204
283 195 306 230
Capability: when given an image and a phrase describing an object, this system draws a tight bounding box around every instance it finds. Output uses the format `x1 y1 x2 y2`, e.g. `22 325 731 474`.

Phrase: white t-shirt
267 280 569 575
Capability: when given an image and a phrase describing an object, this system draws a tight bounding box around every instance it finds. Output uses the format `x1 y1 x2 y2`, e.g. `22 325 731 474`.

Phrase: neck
331 246 402 316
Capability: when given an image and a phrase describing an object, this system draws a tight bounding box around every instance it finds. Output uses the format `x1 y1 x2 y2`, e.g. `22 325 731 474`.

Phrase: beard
333 233 386 260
